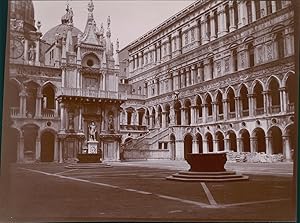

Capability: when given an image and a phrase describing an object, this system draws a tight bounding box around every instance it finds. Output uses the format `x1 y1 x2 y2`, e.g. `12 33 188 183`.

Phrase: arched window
248 43 255 67
233 0 238 27
232 49 238 72
255 1 261 20
275 32 284 59
246 0 252 23
214 10 218 37
266 1 272 15
209 58 214 78
225 4 230 32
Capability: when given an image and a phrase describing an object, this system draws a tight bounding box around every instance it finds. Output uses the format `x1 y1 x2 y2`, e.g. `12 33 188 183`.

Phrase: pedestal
87 141 98 154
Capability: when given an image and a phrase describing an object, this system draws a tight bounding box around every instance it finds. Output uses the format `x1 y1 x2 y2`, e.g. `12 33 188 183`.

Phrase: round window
87 59 94 67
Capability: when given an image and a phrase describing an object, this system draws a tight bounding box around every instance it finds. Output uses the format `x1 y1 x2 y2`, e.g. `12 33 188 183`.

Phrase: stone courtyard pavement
0 161 296 222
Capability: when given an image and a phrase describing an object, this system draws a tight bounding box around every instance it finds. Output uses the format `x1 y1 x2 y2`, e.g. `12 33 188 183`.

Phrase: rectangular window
246 1 252 23
255 1 261 19
164 143 168 149
266 1 272 15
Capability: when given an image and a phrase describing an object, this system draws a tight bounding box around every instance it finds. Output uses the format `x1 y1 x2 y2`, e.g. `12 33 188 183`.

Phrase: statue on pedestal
88 121 97 141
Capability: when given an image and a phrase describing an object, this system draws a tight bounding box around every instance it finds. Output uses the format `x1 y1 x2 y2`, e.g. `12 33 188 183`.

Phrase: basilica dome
10 0 36 31
42 24 83 45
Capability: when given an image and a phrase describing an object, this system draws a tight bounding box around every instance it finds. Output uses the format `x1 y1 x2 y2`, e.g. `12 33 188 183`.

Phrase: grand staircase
122 127 171 160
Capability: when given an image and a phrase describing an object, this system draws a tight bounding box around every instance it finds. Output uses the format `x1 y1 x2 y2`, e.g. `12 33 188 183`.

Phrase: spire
116 38 119 52
106 16 111 38
88 0 94 21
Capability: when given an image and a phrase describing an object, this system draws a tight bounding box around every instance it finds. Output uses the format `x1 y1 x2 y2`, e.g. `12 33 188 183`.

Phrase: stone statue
108 114 114 132
28 45 35 61
88 121 97 141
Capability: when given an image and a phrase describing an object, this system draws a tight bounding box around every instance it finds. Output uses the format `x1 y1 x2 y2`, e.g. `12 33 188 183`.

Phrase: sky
33 0 194 50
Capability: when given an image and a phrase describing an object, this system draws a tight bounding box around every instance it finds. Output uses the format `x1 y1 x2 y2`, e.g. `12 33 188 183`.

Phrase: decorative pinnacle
107 16 111 28
116 39 119 51
88 0 94 13
100 23 104 35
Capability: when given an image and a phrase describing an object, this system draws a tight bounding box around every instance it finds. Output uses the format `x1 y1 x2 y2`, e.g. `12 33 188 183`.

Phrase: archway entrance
253 128 266 153
228 131 237 152
241 130 250 152
41 131 55 162
269 126 283 154
184 134 193 160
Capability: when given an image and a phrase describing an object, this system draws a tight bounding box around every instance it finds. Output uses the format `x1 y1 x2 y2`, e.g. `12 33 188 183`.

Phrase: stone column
173 70 179 90
156 42 161 63
218 6 225 37
138 52 143 68
279 87 287 113
35 39 40 65
36 93 43 118
35 131 41 161
168 73 173 92
251 0 256 22
282 135 292 161
250 137 257 153
248 94 254 117
129 56 134 72
180 69 186 88
263 91 269 115
18 132 24 162
190 65 196 85
24 39 28 63
203 140 208 153
197 63 204 82
236 138 244 152
224 138 230 152
213 140 218 152
79 105 83 131
223 99 228 120
265 136 272 154
60 103 65 131
202 104 207 123
234 97 240 119
186 67 191 86
229 1 236 32
162 112 167 129
201 16 209 44
59 138 64 163
212 102 217 122
192 140 199 154
149 115 154 129
191 106 196 125
210 11 216 40
54 138 59 162
134 54 138 70
181 108 185 125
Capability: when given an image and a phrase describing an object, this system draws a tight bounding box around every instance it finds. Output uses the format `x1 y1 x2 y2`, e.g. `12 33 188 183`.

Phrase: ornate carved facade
6 0 123 163
119 0 296 162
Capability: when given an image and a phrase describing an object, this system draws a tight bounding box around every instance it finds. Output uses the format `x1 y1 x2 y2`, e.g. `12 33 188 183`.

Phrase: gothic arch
250 79 265 94
9 78 24 92
270 24 285 33
237 83 250 97
282 71 296 87
266 75 282 89
225 86 236 97
41 81 57 93
242 36 255 44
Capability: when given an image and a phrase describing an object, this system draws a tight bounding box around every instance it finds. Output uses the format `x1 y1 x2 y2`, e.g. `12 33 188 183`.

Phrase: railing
217 114 224 120
287 103 295 113
60 88 127 100
270 105 281 114
242 110 249 117
120 125 147 131
197 117 203 123
10 107 20 117
42 109 55 118
255 108 264 115
206 116 213 122
126 94 146 100
229 112 236 119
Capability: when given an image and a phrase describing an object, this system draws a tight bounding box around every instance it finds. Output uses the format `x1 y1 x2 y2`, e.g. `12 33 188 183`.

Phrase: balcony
60 88 127 100
10 107 20 117
217 114 224 120
120 125 147 131
270 105 281 114
42 109 55 118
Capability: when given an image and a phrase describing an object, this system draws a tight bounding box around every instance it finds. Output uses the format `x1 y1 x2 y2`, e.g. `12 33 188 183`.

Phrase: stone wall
226 151 285 163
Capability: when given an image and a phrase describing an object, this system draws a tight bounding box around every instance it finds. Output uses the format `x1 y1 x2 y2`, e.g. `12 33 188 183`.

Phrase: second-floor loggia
8 79 59 119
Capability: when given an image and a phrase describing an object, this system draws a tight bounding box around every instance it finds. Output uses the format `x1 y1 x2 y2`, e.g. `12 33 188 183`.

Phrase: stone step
178 170 236 175
65 163 112 169
166 175 249 182
171 173 243 179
